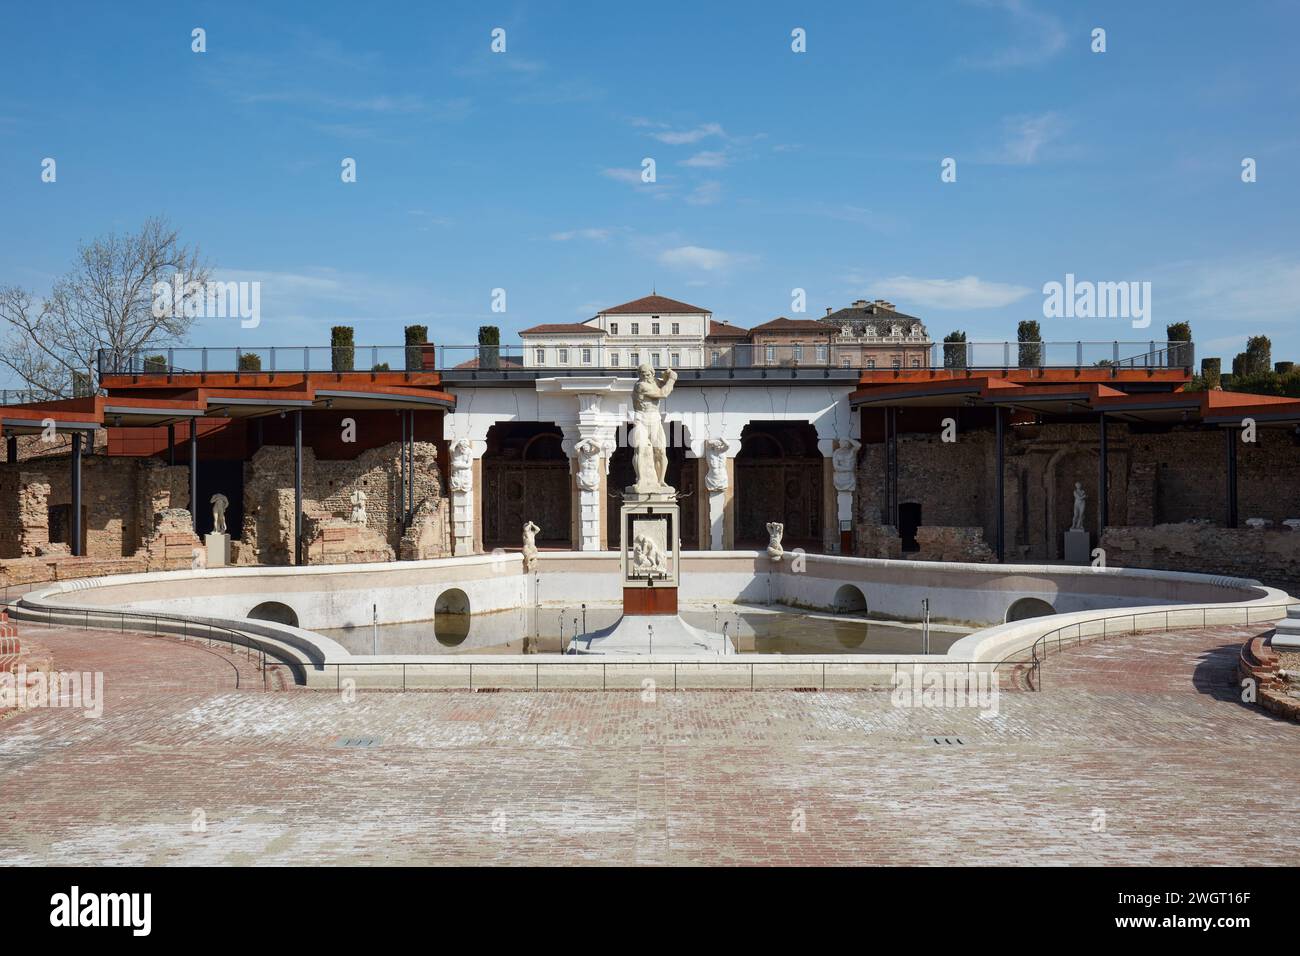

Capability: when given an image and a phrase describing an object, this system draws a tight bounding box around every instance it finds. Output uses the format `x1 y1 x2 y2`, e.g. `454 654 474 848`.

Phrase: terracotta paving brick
0 622 1296 865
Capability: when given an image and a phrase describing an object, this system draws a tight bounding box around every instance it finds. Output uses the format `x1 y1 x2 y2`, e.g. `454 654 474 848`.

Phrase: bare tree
0 217 210 398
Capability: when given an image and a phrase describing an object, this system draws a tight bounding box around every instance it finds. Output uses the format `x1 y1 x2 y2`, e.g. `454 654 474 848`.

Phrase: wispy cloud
960 0 1066 70
681 150 729 168
548 228 616 242
635 120 726 145
685 181 723 205
991 111 1066 165
658 245 754 272
870 275 1034 309
601 167 648 185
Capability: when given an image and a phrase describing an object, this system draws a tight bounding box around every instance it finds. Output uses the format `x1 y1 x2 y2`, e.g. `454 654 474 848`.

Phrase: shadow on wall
1005 597 1055 623
248 600 299 628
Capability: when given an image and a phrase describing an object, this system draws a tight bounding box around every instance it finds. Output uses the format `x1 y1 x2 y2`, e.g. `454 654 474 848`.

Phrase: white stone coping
15 552 1296 688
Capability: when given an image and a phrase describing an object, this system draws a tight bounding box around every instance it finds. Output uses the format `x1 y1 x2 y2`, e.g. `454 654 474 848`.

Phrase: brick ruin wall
855 421 1300 585
236 440 448 566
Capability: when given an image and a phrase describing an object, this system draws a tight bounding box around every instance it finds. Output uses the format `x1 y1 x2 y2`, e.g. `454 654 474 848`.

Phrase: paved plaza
1 623 1296 866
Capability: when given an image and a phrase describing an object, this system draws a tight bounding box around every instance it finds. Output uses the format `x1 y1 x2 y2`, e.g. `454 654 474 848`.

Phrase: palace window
630 351 640 366
558 348 569 364
610 352 620 366
670 351 681 367
535 348 545 364
765 345 775 363
867 358 876 369
793 344 803 361
651 352 661 368
652 323 661 335
610 322 619 335
841 358 851 368
911 358 921 368
816 344 828 363
631 323 639 335
711 350 721 366
582 348 592 364
671 322 680 335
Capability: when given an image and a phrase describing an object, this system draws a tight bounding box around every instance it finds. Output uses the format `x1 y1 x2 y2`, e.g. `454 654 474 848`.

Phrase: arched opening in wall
434 588 471 646
248 601 299 628
1005 597 1055 623
735 421 823 551
831 584 868 614
898 502 921 552
481 421 572 550
604 426 698 551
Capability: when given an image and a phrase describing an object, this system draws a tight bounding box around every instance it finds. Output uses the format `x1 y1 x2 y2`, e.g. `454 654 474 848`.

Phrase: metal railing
2 593 274 690
94 340 1193 378
995 601 1295 691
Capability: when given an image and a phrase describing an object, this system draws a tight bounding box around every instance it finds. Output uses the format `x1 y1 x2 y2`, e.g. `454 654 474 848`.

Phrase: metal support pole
5 433 16 464
1097 412 1109 537
995 406 1005 562
71 432 83 556
399 410 407 524
167 424 175 467
189 421 198 534
294 410 304 565
1226 426 1238 529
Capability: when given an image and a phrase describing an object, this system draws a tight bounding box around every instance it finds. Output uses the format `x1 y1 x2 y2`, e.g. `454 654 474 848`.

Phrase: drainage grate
333 736 382 749
928 736 966 746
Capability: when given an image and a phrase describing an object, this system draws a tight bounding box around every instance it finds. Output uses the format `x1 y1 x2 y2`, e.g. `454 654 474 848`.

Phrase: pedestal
620 492 679 616
1063 529 1091 565
205 532 231 568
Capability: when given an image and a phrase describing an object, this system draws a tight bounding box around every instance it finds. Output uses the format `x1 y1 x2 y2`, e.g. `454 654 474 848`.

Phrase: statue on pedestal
522 520 540 571
450 439 473 493
832 438 860 493
574 438 603 492
1070 482 1086 531
349 488 368 525
766 521 785 561
628 364 677 495
704 438 729 492
209 493 229 534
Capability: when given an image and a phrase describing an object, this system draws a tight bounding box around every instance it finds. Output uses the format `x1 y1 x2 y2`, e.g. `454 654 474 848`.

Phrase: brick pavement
0 622 1296 865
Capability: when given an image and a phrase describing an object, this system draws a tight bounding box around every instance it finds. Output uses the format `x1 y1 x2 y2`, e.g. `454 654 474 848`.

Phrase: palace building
2 293 1299 595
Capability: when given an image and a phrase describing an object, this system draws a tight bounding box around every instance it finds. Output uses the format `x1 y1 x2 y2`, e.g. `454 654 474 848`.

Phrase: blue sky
2 0 1298 381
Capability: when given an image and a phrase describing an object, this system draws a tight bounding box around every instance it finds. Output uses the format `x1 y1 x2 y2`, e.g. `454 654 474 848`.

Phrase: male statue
209 492 229 535
629 363 677 494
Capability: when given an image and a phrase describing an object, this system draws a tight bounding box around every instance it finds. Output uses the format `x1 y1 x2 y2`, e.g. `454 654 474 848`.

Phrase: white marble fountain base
573 614 729 656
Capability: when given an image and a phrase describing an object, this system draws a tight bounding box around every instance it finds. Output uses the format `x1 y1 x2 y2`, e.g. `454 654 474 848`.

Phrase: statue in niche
628 363 677 494
574 438 603 492
766 521 785 561
704 438 729 492
1070 482 1086 531
449 439 473 493
832 438 860 493
522 520 540 571
349 488 368 525
209 493 229 534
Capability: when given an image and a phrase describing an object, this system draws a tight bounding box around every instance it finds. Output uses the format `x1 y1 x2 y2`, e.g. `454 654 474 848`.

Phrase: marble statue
522 520 540 570
832 438 860 493
209 493 229 534
1070 482 1086 531
575 438 603 492
704 438 729 492
349 488 368 525
766 521 784 561
631 532 667 576
628 363 677 495
450 439 473 493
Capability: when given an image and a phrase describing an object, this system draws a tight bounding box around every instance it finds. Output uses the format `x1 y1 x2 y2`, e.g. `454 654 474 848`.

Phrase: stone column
820 437 861 555
695 436 739 550
449 439 483 556
563 432 613 552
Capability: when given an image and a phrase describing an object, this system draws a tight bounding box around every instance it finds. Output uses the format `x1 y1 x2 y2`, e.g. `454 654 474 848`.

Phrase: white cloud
658 245 752 272
600 167 646 185
548 228 614 242
871 275 1034 309
961 0 1067 70
994 112 1065 165
681 150 728 168
685 181 722 206
647 122 725 145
